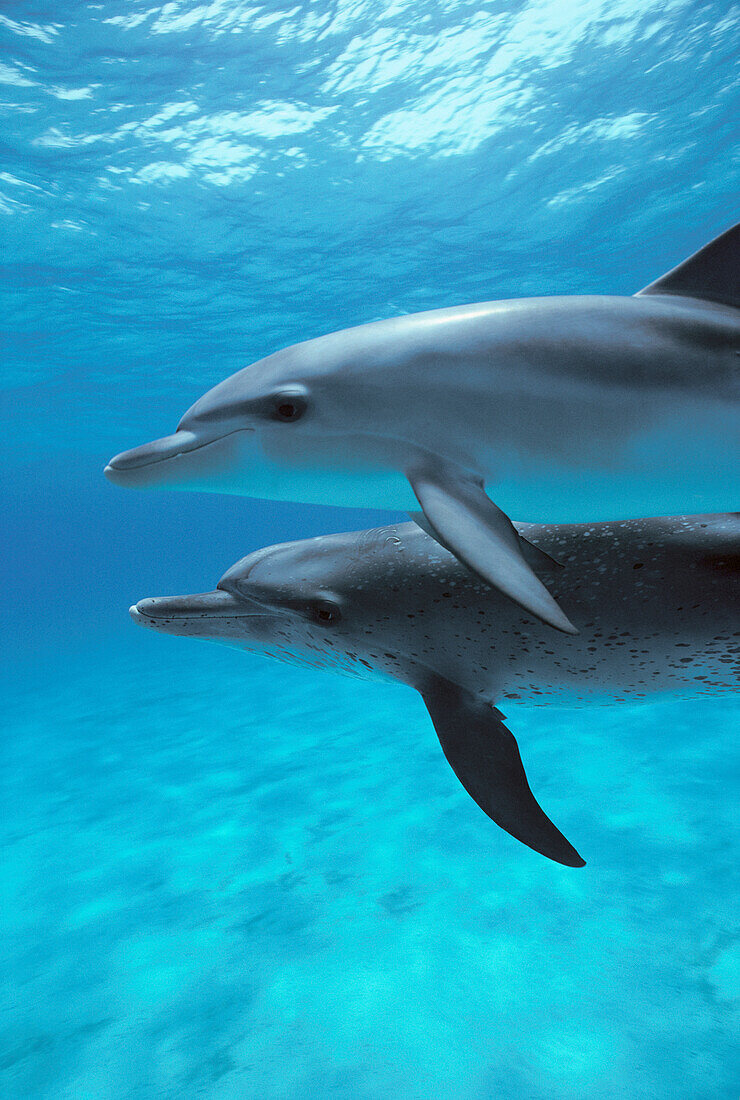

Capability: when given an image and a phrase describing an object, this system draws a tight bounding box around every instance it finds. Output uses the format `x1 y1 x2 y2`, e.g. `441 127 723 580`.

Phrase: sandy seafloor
3 627 738 1098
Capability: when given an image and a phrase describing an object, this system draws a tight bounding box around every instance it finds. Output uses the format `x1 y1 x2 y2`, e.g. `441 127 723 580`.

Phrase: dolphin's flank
107 224 740 634
131 514 740 866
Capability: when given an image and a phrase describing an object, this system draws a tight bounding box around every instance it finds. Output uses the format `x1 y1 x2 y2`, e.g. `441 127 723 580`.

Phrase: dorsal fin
636 222 739 308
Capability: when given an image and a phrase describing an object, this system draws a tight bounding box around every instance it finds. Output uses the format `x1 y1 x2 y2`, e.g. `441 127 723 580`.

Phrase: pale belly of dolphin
224 630 734 705
223 460 419 512
120 402 738 520
148 429 420 510
480 403 739 522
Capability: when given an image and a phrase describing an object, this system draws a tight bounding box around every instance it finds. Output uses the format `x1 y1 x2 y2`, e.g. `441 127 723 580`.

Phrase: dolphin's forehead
179 342 326 426
178 322 382 428
177 300 521 427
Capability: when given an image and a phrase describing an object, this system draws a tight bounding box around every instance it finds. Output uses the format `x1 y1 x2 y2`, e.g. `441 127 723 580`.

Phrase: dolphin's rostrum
107 224 740 635
131 514 740 867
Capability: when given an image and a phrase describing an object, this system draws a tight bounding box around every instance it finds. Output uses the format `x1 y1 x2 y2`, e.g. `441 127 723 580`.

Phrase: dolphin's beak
104 430 201 485
131 589 253 625
132 590 246 621
104 427 252 490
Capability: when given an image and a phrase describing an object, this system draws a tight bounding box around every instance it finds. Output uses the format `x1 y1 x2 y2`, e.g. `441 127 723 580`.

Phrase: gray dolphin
130 513 739 867
108 224 739 635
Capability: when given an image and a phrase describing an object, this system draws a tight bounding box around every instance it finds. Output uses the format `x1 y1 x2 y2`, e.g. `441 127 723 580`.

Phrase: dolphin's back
524 512 740 569
384 515 739 703
514 514 739 701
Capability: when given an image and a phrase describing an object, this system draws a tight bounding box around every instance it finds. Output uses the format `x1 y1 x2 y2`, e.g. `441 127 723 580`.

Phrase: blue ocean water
1 1 738 1097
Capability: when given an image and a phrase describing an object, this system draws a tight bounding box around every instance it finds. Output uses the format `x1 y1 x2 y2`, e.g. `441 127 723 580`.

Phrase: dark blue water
2 2 738 1096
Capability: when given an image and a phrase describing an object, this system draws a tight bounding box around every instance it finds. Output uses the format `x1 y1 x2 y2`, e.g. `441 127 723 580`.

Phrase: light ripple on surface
0 0 737 443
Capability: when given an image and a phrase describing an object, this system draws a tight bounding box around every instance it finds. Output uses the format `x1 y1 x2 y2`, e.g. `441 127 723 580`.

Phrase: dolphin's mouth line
131 589 268 624
133 608 268 622
106 427 252 473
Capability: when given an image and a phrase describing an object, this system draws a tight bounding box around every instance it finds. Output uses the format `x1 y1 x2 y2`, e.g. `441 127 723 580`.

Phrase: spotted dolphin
108 224 739 635
130 513 739 867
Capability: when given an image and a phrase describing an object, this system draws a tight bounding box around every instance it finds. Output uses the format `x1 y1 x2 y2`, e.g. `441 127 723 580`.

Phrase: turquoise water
2 2 738 1097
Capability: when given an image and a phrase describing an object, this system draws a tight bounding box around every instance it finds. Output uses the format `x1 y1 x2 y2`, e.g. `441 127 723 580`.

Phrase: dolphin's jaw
104 427 253 489
131 589 265 627
106 430 201 472
107 429 419 507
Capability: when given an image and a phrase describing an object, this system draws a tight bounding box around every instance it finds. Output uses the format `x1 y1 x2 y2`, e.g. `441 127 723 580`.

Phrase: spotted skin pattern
134 514 739 707
130 514 737 864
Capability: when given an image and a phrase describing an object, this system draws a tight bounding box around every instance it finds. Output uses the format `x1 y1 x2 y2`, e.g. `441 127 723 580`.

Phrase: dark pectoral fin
408 463 577 634
421 676 585 867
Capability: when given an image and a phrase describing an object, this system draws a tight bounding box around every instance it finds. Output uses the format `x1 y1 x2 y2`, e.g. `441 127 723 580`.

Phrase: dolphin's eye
273 392 307 422
312 602 340 625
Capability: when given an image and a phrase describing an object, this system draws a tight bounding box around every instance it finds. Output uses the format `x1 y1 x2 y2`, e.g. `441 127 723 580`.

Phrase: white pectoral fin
408 463 577 634
410 511 564 571
420 675 585 867
518 534 564 570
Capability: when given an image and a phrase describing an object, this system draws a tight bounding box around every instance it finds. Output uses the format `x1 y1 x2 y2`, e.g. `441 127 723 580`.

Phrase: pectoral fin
518 535 564 571
408 463 577 634
420 676 585 867
410 513 563 572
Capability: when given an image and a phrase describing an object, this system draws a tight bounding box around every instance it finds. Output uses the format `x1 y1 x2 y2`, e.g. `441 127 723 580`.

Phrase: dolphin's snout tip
104 446 152 488
106 453 126 472
130 601 154 626
104 459 146 488
130 596 164 624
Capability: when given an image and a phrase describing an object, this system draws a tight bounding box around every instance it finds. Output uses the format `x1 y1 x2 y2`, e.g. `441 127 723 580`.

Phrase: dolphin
108 224 740 635
130 513 739 867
